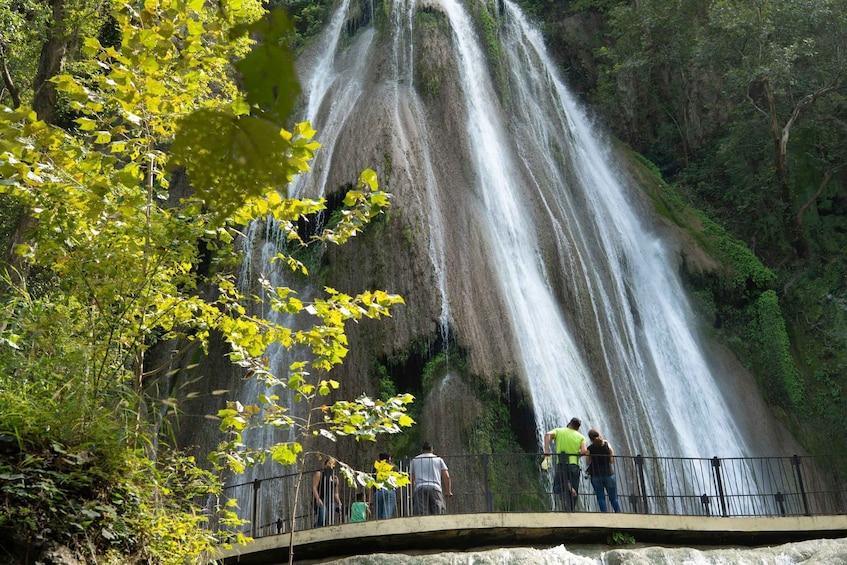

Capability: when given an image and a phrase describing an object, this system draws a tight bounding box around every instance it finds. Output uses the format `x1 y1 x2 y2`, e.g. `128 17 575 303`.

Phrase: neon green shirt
554 427 586 464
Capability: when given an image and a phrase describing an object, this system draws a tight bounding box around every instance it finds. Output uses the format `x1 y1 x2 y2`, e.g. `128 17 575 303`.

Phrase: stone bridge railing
214 453 847 539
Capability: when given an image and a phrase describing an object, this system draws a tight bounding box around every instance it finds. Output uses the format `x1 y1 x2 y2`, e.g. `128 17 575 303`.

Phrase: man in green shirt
544 417 588 511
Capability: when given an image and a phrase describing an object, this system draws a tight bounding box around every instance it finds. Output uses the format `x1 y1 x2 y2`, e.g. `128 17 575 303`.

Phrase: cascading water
230 0 802 524
226 0 369 529
325 538 847 564
435 0 768 509
496 2 744 456
382 0 453 341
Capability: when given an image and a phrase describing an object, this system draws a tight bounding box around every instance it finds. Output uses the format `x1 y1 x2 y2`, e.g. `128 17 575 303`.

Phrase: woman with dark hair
313 457 342 526
586 429 621 512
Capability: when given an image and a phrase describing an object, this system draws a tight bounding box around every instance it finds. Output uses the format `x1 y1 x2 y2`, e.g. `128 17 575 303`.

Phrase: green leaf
269 442 302 465
234 9 300 123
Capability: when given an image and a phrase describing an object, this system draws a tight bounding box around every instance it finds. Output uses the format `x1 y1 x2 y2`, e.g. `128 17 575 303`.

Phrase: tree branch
0 41 22 108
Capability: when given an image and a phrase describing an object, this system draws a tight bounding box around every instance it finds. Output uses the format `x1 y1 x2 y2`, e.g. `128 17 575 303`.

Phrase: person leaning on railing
586 428 621 512
409 441 453 515
544 417 588 511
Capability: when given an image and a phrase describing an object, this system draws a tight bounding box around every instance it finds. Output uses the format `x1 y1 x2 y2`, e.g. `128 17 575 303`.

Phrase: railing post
792 454 811 516
700 493 711 517
482 453 493 512
628 494 639 514
635 454 649 514
251 478 261 538
775 491 786 517
711 456 728 517
400 456 410 517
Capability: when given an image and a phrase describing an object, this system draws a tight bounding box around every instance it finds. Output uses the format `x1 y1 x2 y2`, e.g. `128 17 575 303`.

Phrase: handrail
210 452 847 539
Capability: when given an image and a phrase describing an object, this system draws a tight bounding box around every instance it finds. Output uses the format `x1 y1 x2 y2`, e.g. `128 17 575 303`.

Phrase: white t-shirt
410 453 447 491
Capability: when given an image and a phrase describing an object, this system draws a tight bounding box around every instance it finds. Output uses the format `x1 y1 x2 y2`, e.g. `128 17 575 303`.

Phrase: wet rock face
317 1 521 458
169 0 803 473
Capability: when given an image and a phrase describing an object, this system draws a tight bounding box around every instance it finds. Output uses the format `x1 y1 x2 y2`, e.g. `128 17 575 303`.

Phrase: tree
706 0 847 258
0 0 411 561
596 0 714 166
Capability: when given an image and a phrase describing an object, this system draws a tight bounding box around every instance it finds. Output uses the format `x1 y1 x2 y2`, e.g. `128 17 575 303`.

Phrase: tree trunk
762 80 840 260
32 0 69 125
3 0 72 292
0 41 22 108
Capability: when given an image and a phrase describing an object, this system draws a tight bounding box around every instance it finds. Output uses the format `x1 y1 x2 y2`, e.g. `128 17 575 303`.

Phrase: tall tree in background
706 0 846 258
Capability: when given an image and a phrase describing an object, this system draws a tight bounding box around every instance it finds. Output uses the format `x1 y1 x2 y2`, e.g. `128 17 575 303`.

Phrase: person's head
588 428 603 444
421 441 433 453
323 457 336 468
378 451 391 462
356 492 365 502
567 417 582 430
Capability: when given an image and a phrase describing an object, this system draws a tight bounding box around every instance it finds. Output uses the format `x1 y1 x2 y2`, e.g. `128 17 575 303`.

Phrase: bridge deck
215 513 847 564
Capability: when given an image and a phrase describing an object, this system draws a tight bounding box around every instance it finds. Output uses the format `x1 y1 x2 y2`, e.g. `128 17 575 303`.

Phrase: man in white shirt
409 441 452 515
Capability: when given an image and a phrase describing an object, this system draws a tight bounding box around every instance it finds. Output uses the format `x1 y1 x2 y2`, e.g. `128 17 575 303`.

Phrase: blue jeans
375 488 396 519
590 474 621 512
313 501 326 527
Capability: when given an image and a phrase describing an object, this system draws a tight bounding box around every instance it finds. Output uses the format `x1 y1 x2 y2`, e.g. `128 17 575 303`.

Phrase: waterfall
225 0 366 529
430 0 755 461
387 0 453 339
230 0 795 522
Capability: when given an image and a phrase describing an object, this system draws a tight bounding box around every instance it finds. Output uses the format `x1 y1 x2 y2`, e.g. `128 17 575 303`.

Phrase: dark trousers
553 462 581 511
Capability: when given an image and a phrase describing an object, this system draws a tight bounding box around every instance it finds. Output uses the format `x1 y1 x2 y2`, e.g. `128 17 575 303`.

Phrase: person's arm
441 468 452 497
607 442 615 466
584 449 592 474
578 440 588 457
312 471 322 507
332 475 342 506
543 430 554 455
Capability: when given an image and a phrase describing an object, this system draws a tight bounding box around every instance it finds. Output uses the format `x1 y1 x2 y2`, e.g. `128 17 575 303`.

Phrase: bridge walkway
215 513 847 564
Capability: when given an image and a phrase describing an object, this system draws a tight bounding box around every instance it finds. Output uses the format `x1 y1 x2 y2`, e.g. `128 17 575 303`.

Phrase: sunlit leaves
170 111 318 222
325 394 415 442
2 0 413 550
336 458 410 491
270 442 302 465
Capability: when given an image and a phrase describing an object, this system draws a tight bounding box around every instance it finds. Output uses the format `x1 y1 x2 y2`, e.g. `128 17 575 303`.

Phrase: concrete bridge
215 513 847 564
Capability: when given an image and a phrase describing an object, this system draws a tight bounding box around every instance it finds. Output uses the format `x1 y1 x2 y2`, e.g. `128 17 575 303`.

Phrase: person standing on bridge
313 457 343 527
410 441 452 515
544 417 588 511
585 428 621 512
373 451 397 519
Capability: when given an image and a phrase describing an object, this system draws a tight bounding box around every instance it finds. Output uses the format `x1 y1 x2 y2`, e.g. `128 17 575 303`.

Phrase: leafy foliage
0 0 412 560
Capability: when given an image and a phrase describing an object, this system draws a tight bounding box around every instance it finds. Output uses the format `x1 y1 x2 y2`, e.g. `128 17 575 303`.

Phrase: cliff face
172 0 804 475
291 0 804 461
307 3 518 460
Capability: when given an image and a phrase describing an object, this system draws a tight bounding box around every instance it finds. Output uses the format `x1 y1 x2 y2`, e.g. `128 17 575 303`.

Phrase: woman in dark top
586 429 621 512
313 457 342 527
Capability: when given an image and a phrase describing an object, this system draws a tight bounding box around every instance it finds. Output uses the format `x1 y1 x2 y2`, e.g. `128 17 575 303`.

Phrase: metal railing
212 453 847 539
